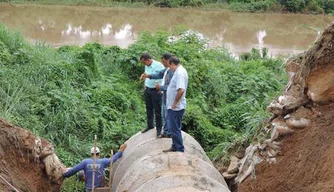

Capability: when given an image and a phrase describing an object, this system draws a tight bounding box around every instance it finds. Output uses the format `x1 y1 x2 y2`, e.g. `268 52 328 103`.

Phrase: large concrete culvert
112 129 230 192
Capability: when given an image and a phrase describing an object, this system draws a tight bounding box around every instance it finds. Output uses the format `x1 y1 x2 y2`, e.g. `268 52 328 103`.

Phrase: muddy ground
0 119 61 192
238 103 334 192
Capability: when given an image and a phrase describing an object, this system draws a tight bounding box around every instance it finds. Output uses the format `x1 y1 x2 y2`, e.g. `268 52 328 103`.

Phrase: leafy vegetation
3 0 334 13
0 23 287 190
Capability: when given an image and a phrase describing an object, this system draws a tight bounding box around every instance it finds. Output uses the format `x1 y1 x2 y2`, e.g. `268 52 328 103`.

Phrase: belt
145 87 156 90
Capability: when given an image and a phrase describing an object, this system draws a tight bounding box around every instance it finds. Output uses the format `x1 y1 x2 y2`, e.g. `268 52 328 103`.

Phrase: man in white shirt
163 56 188 152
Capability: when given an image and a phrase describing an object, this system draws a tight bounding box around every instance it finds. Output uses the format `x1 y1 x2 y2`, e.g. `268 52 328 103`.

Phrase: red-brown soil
238 103 334 192
0 118 62 191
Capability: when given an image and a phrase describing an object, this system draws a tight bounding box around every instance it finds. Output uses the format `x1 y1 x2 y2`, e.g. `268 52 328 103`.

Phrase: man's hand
155 83 160 91
172 89 184 110
140 73 148 80
78 170 86 182
172 102 177 110
120 143 127 152
62 167 70 174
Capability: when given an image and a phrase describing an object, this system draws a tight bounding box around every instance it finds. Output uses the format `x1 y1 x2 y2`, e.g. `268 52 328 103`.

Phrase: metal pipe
111 129 230 192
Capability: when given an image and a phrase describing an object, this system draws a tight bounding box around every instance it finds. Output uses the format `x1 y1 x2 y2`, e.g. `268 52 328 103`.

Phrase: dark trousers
145 88 162 135
168 109 185 152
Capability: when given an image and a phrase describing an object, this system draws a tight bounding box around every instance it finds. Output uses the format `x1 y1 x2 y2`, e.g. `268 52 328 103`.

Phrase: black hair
161 53 172 60
169 56 180 65
140 53 151 61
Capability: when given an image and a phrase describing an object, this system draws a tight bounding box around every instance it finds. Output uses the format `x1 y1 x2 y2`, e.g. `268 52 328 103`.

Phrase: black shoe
141 127 153 133
157 134 171 139
162 147 176 152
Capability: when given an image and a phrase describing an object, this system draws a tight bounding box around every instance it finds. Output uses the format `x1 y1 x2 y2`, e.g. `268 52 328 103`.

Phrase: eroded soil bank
236 21 334 192
239 103 334 192
0 119 63 191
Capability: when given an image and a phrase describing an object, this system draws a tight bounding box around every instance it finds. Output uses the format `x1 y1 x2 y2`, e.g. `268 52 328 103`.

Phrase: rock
235 145 261 184
268 92 308 116
268 149 278 157
223 172 237 179
306 64 334 104
267 158 277 164
270 123 293 141
264 139 281 150
286 118 311 129
259 150 269 157
284 114 291 119
40 144 55 158
227 156 239 174
43 154 64 183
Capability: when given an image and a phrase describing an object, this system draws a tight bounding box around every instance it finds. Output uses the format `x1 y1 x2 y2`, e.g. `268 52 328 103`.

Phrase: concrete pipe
112 129 230 192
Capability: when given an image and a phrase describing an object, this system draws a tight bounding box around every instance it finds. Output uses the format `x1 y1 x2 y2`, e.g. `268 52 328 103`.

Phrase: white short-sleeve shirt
166 65 188 110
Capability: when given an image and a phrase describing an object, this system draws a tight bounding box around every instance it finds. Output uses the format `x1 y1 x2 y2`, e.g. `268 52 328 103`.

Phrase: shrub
318 0 334 13
280 0 306 12
230 0 279 12
305 0 324 13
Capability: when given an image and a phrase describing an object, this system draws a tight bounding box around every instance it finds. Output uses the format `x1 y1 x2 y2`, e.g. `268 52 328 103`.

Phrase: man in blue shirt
139 53 165 137
142 53 174 138
62 144 127 191
163 56 188 153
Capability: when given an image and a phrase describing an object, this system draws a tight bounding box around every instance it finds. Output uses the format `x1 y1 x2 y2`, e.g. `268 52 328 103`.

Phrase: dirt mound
0 118 63 191
237 21 334 192
238 103 334 192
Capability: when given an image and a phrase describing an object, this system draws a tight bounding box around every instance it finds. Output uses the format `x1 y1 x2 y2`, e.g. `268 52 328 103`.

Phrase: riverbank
3 1 228 9
0 3 328 56
2 0 149 7
4 0 333 14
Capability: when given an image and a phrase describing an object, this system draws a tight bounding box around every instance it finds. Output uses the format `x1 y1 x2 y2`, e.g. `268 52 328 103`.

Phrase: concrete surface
112 129 230 192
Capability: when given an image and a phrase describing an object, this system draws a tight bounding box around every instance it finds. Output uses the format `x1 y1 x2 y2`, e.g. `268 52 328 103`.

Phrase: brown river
0 4 333 56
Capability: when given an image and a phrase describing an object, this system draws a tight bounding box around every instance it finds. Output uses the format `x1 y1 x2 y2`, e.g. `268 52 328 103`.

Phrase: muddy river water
0 4 333 55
